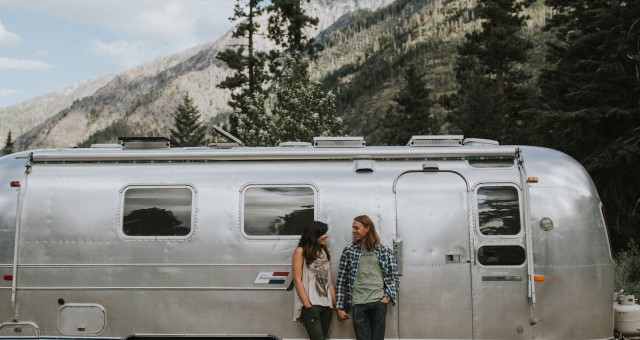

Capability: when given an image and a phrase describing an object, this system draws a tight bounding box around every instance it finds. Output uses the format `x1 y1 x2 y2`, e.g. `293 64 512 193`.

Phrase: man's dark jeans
300 305 333 340
352 301 387 340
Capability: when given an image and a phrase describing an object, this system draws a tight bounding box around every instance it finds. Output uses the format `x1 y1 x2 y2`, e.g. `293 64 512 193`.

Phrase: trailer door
470 183 532 338
395 171 472 339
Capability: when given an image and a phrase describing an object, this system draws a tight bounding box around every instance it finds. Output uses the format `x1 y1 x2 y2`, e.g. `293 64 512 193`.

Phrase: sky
0 0 237 108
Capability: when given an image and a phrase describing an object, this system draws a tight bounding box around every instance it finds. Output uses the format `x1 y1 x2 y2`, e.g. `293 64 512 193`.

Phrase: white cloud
0 57 52 70
0 1 235 48
0 0 236 71
90 39 154 70
0 20 21 46
0 89 19 99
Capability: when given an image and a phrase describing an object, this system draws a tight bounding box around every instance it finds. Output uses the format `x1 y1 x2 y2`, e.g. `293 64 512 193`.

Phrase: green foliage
273 54 342 143
2 131 13 155
217 0 270 135
447 0 535 143
267 0 322 58
536 0 640 252
383 64 434 145
615 239 640 294
233 91 276 146
169 93 208 147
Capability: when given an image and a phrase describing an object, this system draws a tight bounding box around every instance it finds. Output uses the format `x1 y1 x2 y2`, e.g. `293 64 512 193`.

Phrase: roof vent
209 125 245 148
313 136 365 148
118 137 170 149
90 143 121 149
463 138 499 146
279 141 313 147
408 135 463 147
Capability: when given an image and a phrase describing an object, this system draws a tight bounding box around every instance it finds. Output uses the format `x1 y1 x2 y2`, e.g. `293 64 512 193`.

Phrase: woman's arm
292 247 312 308
329 263 337 308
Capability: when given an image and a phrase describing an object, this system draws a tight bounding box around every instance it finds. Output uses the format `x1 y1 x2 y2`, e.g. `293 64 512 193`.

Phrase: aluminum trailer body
0 136 613 339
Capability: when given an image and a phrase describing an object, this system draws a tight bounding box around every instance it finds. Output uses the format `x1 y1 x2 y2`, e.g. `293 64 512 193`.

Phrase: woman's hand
336 309 349 323
380 296 390 304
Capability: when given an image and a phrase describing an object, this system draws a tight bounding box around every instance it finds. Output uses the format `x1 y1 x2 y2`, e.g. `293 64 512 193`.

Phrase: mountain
2 0 547 150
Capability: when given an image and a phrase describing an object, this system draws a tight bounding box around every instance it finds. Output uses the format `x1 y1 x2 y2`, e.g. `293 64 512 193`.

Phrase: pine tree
2 131 14 155
217 0 270 135
272 54 342 143
538 0 640 251
449 0 535 142
169 93 208 147
268 0 321 54
234 91 276 146
383 64 434 145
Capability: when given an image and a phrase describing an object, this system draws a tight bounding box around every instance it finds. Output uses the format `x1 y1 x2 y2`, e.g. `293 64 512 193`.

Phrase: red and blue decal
254 271 289 284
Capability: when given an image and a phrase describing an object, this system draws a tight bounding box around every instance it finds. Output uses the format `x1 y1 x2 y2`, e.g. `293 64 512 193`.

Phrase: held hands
336 309 349 323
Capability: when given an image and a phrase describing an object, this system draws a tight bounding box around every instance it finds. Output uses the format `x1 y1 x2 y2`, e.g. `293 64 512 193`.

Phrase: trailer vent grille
118 137 171 149
408 135 463 147
313 137 365 148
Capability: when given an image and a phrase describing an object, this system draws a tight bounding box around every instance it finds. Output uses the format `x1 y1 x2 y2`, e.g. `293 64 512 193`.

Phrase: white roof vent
313 137 365 148
463 138 499 146
408 135 463 147
279 141 313 147
90 143 121 149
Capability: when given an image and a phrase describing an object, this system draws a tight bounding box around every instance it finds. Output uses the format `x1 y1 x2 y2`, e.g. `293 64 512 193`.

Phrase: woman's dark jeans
352 301 387 340
300 305 333 340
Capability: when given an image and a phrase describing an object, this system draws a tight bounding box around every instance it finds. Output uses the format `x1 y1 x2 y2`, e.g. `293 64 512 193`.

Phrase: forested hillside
312 0 638 254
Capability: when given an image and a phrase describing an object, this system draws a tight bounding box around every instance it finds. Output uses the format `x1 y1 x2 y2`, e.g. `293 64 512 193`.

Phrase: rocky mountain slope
1 0 395 150
3 0 547 150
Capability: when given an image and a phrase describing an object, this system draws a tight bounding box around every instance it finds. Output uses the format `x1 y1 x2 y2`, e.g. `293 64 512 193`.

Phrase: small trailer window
242 185 316 237
122 187 193 237
476 185 521 236
478 245 526 266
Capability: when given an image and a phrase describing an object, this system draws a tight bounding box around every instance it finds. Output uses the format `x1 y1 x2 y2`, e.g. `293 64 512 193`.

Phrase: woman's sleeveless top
293 249 332 321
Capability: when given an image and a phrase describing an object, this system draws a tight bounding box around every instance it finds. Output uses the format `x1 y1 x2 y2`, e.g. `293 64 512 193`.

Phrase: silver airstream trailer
0 134 614 339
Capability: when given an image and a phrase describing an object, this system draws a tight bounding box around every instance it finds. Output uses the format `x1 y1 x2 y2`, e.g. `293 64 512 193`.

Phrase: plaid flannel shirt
335 242 399 310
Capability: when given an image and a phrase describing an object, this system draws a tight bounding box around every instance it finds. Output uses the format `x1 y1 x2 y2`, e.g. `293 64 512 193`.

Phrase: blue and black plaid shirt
335 242 399 310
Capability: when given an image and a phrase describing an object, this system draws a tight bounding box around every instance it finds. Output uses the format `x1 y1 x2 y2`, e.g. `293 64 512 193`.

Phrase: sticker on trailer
254 272 289 284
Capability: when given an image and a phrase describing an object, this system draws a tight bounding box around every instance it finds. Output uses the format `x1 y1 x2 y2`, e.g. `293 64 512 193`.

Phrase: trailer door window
477 245 526 266
122 186 193 237
476 185 521 236
242 185 315 237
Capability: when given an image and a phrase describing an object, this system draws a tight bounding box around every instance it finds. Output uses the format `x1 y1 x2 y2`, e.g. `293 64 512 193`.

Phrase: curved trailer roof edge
29 146 520 162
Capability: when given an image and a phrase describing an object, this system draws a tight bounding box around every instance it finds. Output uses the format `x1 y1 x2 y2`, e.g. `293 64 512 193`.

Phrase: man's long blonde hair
353 215 380 251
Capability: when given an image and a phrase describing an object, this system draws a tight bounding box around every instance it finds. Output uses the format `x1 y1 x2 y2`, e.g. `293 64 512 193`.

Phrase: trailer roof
29 145 520 163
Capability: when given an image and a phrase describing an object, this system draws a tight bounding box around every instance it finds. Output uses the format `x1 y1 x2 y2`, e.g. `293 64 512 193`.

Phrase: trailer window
242 186 315 237
477 185 521 236
478 245 526 266
122 187 193 237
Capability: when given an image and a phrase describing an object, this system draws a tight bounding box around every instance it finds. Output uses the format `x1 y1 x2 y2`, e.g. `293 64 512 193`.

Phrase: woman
293 221 337 340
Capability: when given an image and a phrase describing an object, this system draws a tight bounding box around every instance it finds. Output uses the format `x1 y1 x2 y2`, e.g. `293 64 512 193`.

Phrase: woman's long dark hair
298 221 330 266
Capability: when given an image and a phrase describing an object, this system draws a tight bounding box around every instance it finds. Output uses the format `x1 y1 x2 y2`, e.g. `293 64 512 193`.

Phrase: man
335 215 399 340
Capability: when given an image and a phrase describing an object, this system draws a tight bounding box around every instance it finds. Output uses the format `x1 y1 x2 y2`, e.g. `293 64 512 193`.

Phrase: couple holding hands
292 215 400 340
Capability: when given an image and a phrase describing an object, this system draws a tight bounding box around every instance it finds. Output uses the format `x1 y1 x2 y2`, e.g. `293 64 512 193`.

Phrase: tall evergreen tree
235 91 276 146
539 0 640 251
2 131 14 155
383 64 433 145
449 0 535 142
217 0 270 136
169 93 208 147
267 0 321 56
272 54 342 143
